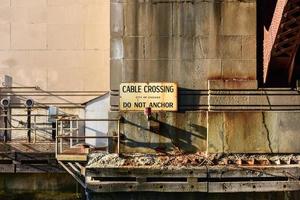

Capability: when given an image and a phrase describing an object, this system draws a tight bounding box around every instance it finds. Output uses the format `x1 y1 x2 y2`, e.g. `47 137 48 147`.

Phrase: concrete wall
0 0 110 102
109 111 207 153
110 0 256 111
208 112 300 153
109 0 300 154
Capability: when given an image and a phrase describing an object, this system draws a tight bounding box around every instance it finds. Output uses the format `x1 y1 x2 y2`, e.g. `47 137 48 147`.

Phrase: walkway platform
85 165 300 193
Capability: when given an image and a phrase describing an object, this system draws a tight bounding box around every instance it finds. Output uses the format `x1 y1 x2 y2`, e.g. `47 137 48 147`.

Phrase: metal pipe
70 121 73 147
0 94 104 97
5 106 85 109
76 120 79 144
0 114 77 117
55 119 58 157
0 90 108 93
3 109 8 142
52 122 56 141
60 121 63 154
57 136 118 139
58 119 120 122
117 119 120 154
27 109 31 143
34 115 36 143
0 128 61 130
0 87 38 89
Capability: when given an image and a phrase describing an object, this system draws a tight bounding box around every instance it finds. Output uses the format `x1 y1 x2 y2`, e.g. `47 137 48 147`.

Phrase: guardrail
0 114 74 143
55 118 121 157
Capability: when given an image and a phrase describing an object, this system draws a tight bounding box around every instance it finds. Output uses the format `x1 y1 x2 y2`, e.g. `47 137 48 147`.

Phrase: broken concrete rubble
87 152 300 169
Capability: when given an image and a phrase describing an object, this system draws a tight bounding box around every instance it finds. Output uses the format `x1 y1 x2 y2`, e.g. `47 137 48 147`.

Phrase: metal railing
0 114 72 143
55 118 121 157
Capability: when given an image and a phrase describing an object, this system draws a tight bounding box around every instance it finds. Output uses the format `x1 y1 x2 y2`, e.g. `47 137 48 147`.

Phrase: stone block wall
110 0 256 111
110 0 300 154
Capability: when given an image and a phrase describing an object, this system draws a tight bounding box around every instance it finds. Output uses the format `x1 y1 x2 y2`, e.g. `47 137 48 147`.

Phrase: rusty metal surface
264 0 300 86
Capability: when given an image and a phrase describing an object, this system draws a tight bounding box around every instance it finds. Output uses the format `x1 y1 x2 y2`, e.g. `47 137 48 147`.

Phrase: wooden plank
0 143 56 153
16 152 55 160
86 179 300 193
87 180 207 193
86 167 207 178
57 154 87 161
208 165 300 179
0 164 15 173
208 181 300 193
15 164 63 173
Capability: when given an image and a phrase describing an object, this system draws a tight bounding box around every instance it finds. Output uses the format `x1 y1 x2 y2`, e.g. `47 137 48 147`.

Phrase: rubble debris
88 153 125 168
87 152 300 168
269 156 281 165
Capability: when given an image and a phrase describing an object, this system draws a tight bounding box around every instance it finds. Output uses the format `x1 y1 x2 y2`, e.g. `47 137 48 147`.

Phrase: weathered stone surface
143 60 173 82
123 37 145 59
221 1 256 35
220 36 242 59
172 2 195 36
242 35 256 59
222 59 256 79
124 1 150 36
111 0 257 95
111 2 124 36
110 59 123 91
208 80 257 90
208 112 300 153
145 36 173 59
111 37 124 59
150 2 173 36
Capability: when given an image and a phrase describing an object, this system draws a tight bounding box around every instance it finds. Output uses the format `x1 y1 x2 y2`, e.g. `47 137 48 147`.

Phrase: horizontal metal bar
58 119 120 122
57 136 117 139
0 94 104 97
0 90 108 93
0 87 38 89
0 128 56 130
0 114 76 117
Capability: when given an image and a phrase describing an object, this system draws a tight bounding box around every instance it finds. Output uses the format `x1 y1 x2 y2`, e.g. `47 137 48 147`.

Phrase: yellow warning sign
120 82 178 111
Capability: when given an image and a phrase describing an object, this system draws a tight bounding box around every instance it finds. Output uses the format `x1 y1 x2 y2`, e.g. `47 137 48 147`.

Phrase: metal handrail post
34 115 36 143
60 120 63 154
70 120 73 147
117 119 120 155
76 120 79 143
55 119 58 157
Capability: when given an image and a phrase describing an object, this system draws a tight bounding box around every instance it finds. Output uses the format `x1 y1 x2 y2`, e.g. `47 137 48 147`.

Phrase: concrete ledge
208 80 257 90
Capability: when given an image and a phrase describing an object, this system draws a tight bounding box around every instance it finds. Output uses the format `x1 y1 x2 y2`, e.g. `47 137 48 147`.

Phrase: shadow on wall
178 87 204 112
122 117 207 153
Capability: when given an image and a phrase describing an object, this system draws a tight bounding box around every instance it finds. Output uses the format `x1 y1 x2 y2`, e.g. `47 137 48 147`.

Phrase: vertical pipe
117 119 120 155
70 120 73 147
55 119 58 157
76 120 79 144
27 109 31 143
60 120 63 154
52 122 56 141
33 115 36 143
3 110 7 142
